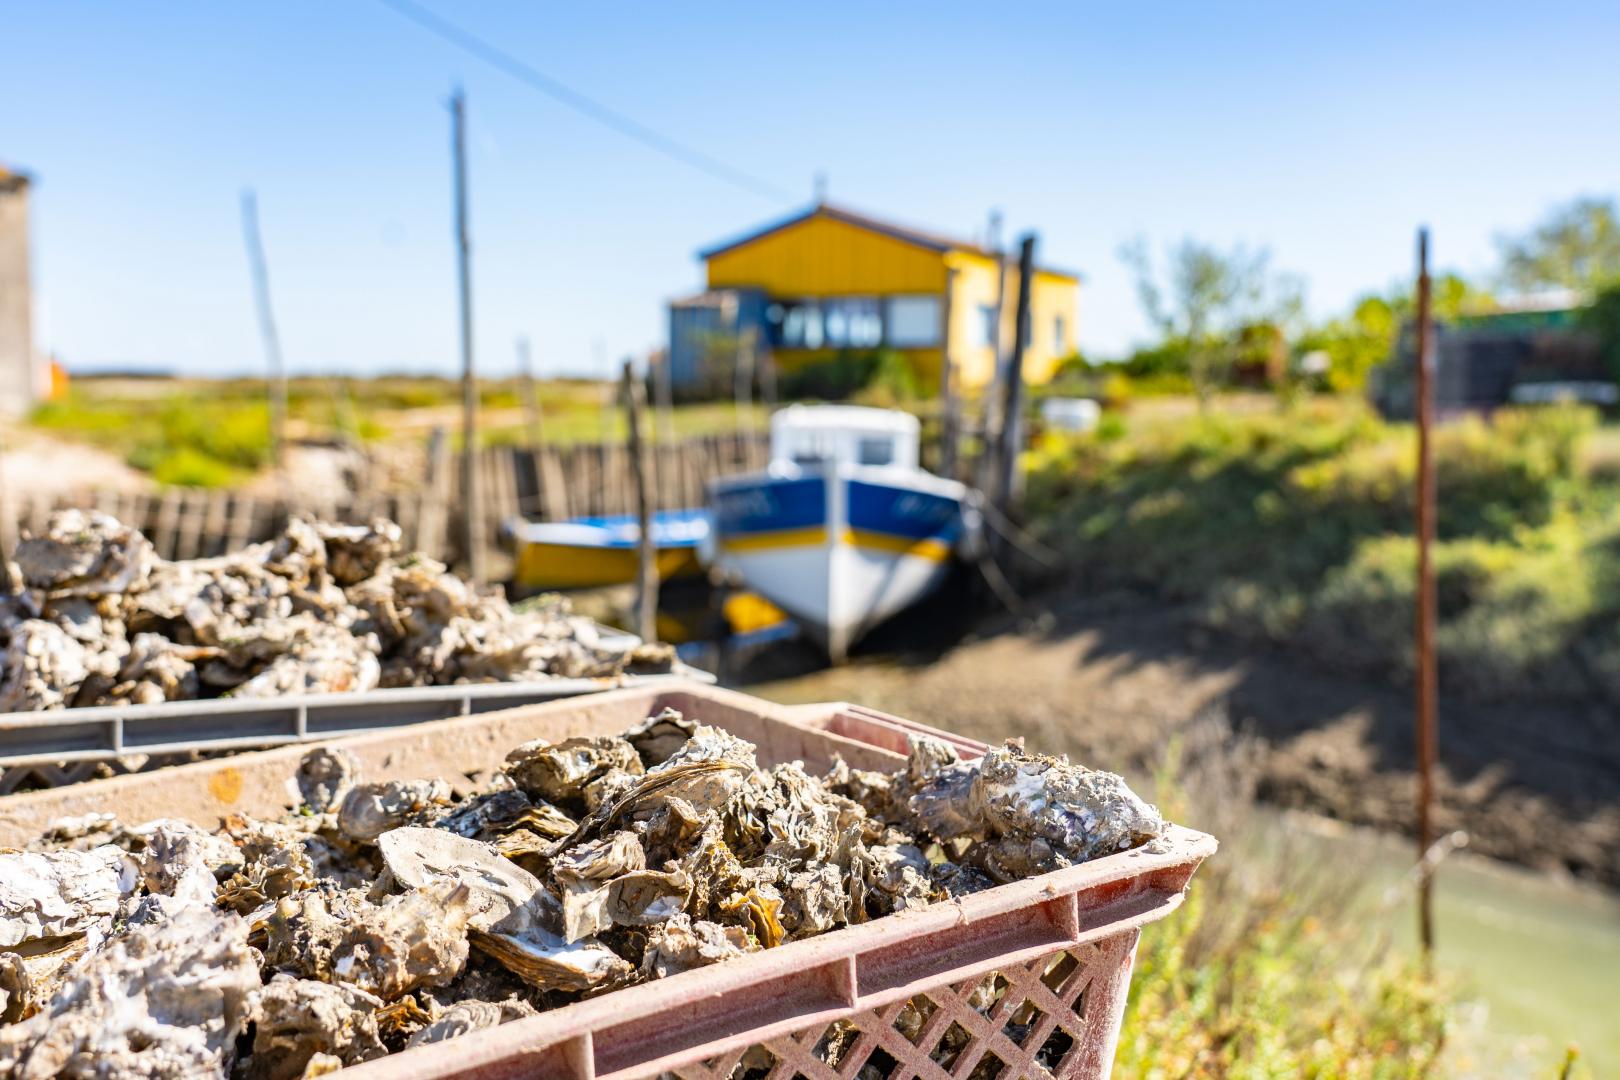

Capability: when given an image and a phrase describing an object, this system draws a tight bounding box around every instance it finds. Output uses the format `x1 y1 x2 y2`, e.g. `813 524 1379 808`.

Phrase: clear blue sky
4 2 1618 378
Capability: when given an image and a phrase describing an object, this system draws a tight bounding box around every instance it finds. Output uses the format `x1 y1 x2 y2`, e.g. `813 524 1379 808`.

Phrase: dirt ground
0 430 145 495
745 589 1620 889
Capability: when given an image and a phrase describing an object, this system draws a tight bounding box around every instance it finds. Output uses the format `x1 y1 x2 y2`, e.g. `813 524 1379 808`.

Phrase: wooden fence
1 431 770 574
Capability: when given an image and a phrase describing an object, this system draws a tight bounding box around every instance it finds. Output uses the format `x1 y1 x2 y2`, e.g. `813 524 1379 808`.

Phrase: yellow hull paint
514 543 702 591
717 526 827 553
718 526 950 563
843 529 952 563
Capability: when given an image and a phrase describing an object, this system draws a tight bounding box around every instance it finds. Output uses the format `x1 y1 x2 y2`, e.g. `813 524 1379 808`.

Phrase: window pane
886 295 941 347
978 305 997 348
857 437 894 466
820 298 881 348
1054 315 1067 354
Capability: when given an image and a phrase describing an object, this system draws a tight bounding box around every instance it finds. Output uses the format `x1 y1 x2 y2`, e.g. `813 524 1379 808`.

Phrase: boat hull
711 468 963 662
509 511 707 591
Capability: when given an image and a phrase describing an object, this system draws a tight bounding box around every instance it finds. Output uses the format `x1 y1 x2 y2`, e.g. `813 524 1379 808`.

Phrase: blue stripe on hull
713 476 826 536
846 479 962 544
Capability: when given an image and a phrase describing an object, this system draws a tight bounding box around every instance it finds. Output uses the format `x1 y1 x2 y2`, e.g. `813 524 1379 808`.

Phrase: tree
1297 274 1494 392
1118 237 1303 406
1496 196 1620 294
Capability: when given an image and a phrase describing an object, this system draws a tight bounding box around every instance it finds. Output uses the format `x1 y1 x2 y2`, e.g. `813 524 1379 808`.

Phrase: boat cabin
769 405 920 472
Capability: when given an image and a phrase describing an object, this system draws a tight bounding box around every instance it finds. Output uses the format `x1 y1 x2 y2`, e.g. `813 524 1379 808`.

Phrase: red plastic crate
0 683 1215 1080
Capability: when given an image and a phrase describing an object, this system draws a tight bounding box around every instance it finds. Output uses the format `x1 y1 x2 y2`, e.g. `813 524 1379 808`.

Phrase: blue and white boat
709 405 965 662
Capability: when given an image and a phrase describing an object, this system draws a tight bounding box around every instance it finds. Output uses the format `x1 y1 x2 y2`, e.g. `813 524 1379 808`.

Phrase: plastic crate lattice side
669 933 1136 1080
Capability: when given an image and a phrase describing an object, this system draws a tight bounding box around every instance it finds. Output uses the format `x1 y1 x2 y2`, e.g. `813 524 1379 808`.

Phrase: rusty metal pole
1414 226 1439 959
451 87 485 582
623 360 659 644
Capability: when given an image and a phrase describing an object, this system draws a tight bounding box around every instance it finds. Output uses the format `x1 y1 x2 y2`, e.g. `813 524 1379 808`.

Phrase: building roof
698 202 1081 282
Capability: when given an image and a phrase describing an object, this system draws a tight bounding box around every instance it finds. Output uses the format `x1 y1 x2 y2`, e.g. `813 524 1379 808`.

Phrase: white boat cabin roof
769 405 920 470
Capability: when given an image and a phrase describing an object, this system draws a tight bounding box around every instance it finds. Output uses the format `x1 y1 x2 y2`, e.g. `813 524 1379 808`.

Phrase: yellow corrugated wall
944 253 1078 390
707 214 948 296
703 210 1078 392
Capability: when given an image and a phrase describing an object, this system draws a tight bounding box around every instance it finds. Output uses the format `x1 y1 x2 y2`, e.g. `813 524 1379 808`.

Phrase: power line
377 0 795 203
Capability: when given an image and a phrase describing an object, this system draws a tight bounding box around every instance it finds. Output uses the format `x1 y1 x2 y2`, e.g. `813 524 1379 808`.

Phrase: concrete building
668 202 1080 395
0 166 39 417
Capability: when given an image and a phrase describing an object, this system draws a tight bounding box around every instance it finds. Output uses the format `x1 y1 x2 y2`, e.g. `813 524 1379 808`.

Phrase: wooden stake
653 351 676 448
239 190 289 474
1414 227 1439 959
995 234 1037 514
622 359 659 643
735 327 757 435
450 87 484 581
976 211 1007 490
939 266 960 479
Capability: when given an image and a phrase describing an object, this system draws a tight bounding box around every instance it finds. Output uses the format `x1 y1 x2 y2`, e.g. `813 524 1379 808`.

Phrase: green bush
1026 400 1620 701
777 349 884 400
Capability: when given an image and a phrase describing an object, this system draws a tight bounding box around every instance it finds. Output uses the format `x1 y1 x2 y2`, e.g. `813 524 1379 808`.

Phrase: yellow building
669 203 1080 394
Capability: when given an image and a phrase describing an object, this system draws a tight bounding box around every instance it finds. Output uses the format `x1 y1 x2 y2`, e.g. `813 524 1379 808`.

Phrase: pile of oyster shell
0 708 1165 1078
0 509 674 712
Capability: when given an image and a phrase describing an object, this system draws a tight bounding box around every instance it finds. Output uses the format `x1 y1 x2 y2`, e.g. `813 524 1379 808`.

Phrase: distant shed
1374 296 1612 418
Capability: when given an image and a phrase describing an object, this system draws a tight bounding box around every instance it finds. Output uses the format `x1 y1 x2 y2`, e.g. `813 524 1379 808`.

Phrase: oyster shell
402 998 530 1049
552 831 645 942
13 509 155 597
246 975 387 1080
338 779 453 842
296 747 360 814
0 846 139 947
471 926 634 993
971 743 1165 861
640 914 756 979
503 735 643 805
0 905 256 1079
3 512 675 712
326 881 475 1000
377 826 556 934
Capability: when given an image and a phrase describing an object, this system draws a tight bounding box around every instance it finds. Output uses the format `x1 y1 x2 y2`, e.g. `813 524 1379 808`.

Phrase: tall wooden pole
516 336 544 451
240 189 289 473
995 233 1037 513
735 327 757 435
977 211 1007 489
451 87 484 581
653 351 676 448
623 359 658 643
939 266 960 479
1414 226 1439 959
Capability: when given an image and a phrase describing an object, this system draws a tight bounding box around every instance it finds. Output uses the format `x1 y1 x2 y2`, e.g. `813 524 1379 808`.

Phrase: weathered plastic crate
0 682 1215 1080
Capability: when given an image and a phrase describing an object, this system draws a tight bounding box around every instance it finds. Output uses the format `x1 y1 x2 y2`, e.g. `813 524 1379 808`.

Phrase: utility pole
516 336 544 450
240 189 289 473
994 233 1037 514
623 359 658 644
1413 227 1439 960
451 86 484 582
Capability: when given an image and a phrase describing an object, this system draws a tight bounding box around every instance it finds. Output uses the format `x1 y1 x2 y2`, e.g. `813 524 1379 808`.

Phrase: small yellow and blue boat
509 510 708 592
709 405 964 662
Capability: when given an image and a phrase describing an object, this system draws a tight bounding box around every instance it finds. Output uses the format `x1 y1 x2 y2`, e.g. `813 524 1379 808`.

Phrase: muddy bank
744 590 1620 888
